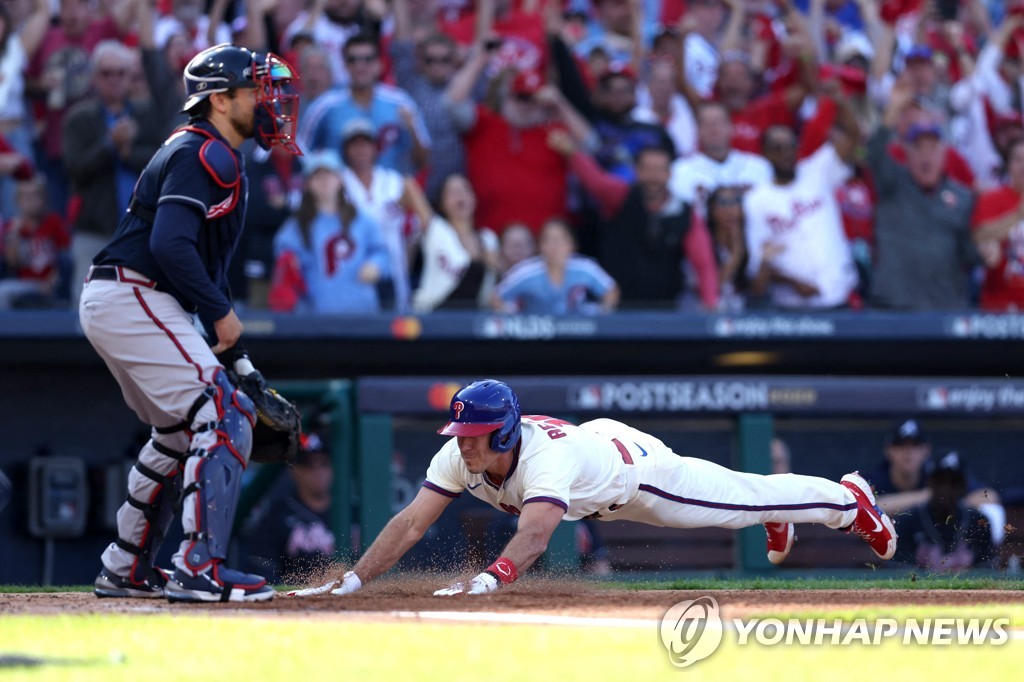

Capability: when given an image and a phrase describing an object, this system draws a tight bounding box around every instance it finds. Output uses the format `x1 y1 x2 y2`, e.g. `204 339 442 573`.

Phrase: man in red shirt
445 44 591 235
1 177 70 308
972 138 1024 311
442 0 547 76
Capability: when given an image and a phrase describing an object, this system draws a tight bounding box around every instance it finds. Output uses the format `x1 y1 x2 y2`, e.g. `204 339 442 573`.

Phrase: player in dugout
291 379 897 597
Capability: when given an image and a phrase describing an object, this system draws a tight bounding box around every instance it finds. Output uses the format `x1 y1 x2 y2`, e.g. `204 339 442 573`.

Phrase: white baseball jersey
669 150 773 212
342 167 414 312
423 417 858 531
743 143 858 308
425 416 641 520
634 91 698 160
684 33 719 99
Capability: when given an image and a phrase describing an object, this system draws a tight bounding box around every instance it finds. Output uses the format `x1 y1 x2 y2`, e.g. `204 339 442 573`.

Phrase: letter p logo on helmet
453 401 465 420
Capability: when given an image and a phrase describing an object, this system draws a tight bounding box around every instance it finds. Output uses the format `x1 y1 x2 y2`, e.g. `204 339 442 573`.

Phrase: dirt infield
3 579 1023 621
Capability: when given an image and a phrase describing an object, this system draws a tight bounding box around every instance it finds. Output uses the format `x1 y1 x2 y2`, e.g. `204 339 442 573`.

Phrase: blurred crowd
4 0 1024 314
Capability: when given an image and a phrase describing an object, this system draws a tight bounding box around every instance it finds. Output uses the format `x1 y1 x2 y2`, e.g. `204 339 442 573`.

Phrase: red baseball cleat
765 522 795 565
840 472 898 560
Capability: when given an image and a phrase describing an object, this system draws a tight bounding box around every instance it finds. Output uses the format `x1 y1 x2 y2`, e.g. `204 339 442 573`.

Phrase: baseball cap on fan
511 70 544 98
886 419 928 446
904 44 934 65
904 122 943 143
301 149 343 175
341 118 376 145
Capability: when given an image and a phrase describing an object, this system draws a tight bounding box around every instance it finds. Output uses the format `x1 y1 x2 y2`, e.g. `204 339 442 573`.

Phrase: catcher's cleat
840 472 898 560
164 563 275 603
94 566 169 599
765 522 795 565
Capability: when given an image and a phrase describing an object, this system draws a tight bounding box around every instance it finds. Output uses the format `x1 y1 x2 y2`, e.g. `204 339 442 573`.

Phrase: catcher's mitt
234 371 301 463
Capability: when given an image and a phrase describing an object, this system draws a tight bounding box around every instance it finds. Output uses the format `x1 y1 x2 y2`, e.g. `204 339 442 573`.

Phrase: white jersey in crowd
424 416 860 531
669 150 773 212
743 143 858 309
683 33 719 99
634 89 698 160
341 166 414 312
412 215 499 312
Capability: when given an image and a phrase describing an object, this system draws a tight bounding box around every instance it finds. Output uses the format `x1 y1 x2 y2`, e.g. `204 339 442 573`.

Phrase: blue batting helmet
437 380 522 452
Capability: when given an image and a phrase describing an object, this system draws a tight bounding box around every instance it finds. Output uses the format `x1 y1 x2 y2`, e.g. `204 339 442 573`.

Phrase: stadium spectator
744 123 860 310
679 0 744 99
676 3 814 155
441 0 547 77
892 452 999 571
296 44 336 110
492 217 619 314
0 0 49 218
0 133 34 188
972 138 1024 312
498 223 537 274
635 57 698 160
298 32 430 175
705 185 747 311
868 82 979 310
269 150 390 313
411 173 501 312
445 53 582 236
572 0 639 67
590 63 676 181
668 101 772 211
132 0 191 135
282 0 381 87
153 0 231 54
0 177 70 308
241 432 337 584
947 14 1024 191
26 0 131 214
339 118 431 312
868 17 953 125
549 130 718 309
392 0 468 201
63 40 164 306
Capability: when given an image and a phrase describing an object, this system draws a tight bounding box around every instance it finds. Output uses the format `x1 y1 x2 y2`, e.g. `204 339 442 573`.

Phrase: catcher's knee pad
192 369 256 464
179 447 244 572
179 370 256 572
109 432 188 582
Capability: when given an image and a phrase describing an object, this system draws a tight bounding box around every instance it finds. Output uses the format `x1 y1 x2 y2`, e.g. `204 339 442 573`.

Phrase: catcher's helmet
182 43 301 155
437 380 522 452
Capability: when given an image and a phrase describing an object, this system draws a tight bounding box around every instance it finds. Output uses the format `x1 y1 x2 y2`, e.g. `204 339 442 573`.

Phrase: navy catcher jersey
95 120 249 327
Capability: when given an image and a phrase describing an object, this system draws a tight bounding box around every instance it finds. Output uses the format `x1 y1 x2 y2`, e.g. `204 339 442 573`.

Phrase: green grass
612 575 1024 591
0 585 94 594
0 610 1020 681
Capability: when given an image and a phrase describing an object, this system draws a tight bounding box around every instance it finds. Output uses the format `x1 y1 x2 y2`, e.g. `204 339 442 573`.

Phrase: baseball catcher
82 43 302 603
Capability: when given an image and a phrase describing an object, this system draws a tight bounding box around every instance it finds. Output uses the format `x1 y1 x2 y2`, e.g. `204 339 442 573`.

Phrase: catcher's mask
437 380 522 453
182 44 302 155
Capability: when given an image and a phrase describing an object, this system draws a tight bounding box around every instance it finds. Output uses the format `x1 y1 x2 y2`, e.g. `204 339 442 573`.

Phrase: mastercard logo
428 382 463 411
390 316 422 340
